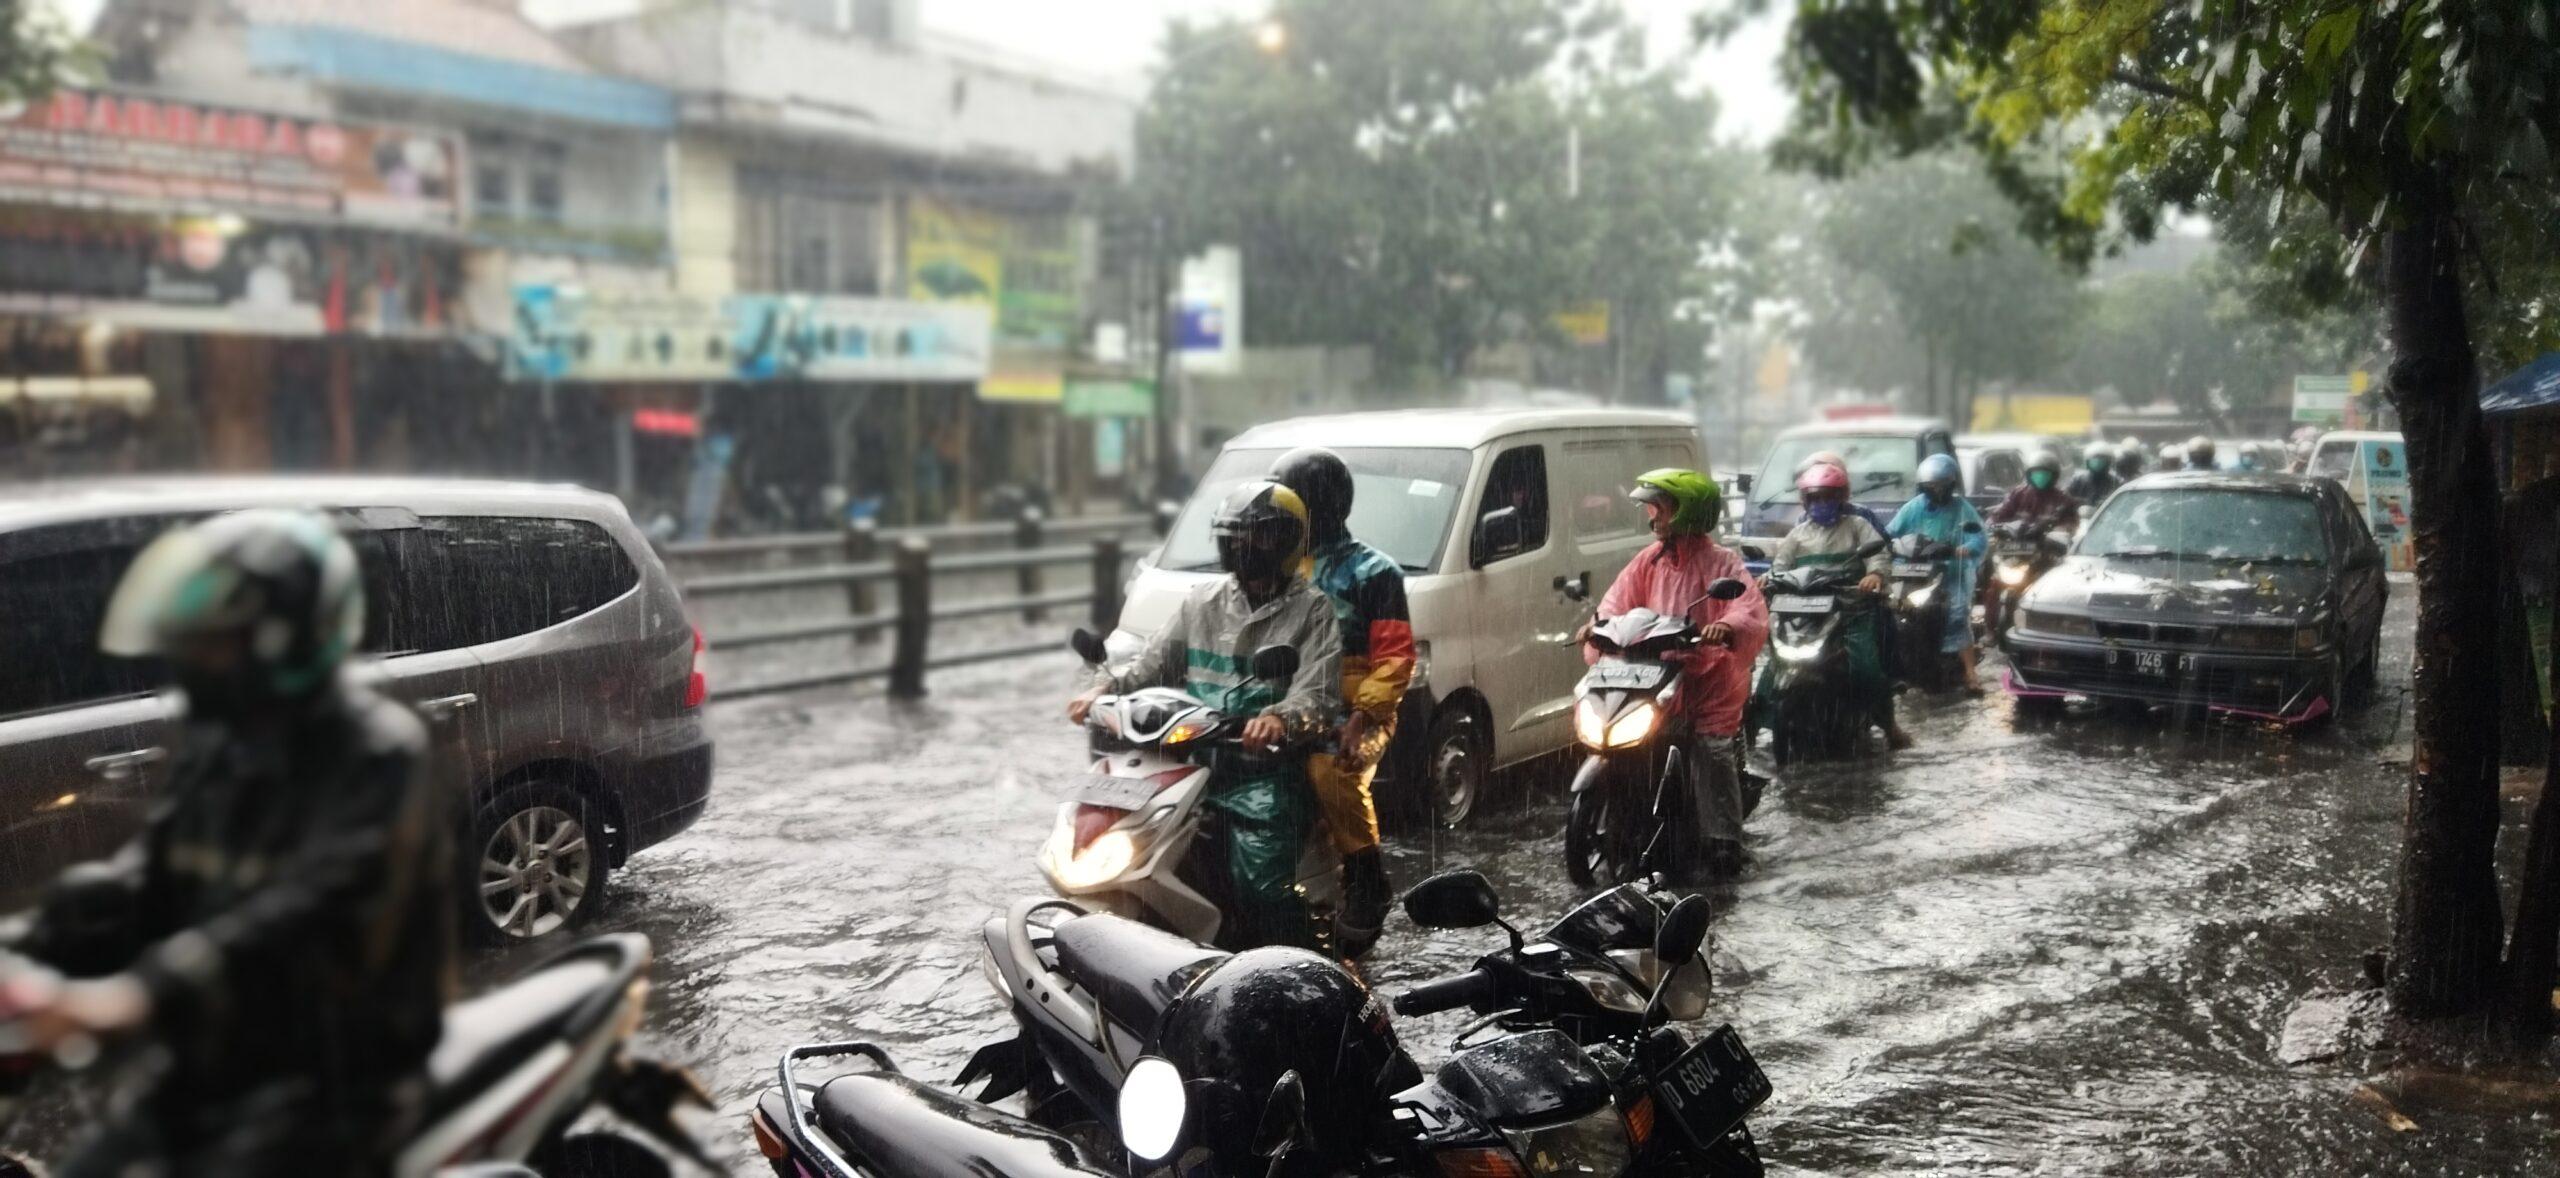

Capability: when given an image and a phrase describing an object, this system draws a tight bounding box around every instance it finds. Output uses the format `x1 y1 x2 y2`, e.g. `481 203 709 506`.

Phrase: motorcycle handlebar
1393 969 1499 1018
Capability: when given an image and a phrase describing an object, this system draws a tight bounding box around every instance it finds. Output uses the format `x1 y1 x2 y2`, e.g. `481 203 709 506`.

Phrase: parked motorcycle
1047 630 1340 953
1983 518 2072 642
749 1041 1109 1178
1885 524 1980 692
0 934 711 1177
1759 540 1890 763
1565 577 1752 887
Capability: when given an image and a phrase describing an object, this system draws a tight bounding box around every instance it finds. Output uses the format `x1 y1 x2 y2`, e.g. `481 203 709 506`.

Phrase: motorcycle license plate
1063 774 1160 810
1653 1025 1771 1149
1770 594 1833 615
1892 560 1934 578
1582 663 1666 691
2113 648 2177 679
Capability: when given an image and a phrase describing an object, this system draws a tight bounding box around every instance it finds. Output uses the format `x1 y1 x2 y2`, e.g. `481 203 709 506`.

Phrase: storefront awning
2484 353 2560 416
1 375 153 410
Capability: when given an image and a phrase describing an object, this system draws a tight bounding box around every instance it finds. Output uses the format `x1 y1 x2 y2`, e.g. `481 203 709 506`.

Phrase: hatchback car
1999 472 2387 723
0 478 712 941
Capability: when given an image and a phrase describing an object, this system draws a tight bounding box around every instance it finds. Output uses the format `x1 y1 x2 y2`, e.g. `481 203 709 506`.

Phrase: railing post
1090 535 1124 633
844 516 880 645
1016 506 1047 622
1150 498 1177 537
889 536 932 699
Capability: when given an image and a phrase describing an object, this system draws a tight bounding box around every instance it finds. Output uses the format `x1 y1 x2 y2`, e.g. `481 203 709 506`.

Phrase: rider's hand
1242 714 1287 752
1699 622 1734 647
1858 573 1886 594
1337 712 1375 766
6 975 146 1056
1066 691 1100 726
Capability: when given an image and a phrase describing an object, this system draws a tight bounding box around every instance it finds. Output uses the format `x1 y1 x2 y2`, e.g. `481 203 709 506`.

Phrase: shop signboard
0 89 461 230
1063 378 1156 419
507 287 729 383
2293 374 2353 426
507 285 990 384
2360 436 2414 572
0 206 456 336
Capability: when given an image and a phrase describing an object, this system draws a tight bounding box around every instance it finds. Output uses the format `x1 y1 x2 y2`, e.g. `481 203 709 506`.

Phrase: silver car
0 477 713 941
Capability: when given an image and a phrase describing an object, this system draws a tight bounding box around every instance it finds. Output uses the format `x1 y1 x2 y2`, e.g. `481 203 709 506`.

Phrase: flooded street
533 587 2547 1175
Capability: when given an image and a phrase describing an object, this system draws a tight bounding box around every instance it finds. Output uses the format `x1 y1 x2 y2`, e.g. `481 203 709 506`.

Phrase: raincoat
1761 514 1893 726
1095 574 1341 949
10 674 457 1177
2063 467 2123 506
1303 536 1414 853
1887 493 1988 654
1990 483 2078 527
1587 535 1768 738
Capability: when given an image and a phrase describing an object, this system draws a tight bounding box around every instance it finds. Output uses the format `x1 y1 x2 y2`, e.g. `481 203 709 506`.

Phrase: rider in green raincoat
1070 480 1341 950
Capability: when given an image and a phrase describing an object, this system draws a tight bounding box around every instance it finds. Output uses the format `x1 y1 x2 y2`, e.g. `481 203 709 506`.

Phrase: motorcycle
1090 871 1768 1177
749 1041 1110 1178
1983 518 2071 642
1046 630 1340 953
0 934 712 1177
1565 577 1753 887
1758 539 1890 764
1885 525 1980 693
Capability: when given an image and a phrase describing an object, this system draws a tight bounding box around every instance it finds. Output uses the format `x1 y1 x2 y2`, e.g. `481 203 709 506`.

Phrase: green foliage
0 0 85 108
1135 0 1744 385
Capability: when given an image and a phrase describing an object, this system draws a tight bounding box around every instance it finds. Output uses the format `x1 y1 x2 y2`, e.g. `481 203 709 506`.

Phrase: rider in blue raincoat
1887 453 1989 692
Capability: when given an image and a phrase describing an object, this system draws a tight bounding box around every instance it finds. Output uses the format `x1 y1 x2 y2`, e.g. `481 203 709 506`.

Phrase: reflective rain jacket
1887 493 1988 653
1095 575 1342 738
1587 535 1768 738
1305 537 1415 724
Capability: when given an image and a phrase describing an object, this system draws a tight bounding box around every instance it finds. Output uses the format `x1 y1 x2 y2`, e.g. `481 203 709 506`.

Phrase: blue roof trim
247 25 675 129
2484 352 2560 416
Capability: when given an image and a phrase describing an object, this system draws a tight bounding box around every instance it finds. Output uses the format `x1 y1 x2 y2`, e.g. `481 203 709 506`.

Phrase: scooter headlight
1043 827 1138 890
1997 562 2030 587
1577 699 1660 750
1566 965 1647 1014
1905 584 1935 607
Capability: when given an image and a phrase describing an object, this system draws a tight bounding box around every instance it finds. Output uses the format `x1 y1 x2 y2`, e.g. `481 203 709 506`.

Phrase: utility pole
1150 212 1182 501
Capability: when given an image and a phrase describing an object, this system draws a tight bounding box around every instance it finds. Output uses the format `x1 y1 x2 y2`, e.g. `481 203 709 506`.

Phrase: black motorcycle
1758 539 1889 763
1885 525 1979 692
1567 577 1752 887
1984 518 2071 642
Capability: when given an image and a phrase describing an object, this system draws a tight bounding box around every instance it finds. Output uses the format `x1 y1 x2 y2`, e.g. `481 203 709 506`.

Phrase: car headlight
1577 699 1660 749
1997 562 2030 586
2016 609 2095 637
1566 965 1647 1014
2295 625 2324 654
1044 828 1137 890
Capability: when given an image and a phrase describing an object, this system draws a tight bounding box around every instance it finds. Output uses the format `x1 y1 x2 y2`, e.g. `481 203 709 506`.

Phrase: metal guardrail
667 509 1161 700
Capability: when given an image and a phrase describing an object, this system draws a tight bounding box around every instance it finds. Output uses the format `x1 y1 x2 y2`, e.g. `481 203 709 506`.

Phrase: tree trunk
2382 194 2507 1024
2503 625 2560 1042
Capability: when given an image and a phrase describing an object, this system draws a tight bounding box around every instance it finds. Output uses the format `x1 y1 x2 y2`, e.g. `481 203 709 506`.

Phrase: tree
2064 260 2375 422
1774 0 2560 1044
1136 0 1742 389
0 0 82 106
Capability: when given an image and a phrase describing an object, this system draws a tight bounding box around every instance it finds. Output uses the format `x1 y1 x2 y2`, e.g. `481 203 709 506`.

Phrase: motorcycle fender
1569 754 1615 795
1655 745 1686 820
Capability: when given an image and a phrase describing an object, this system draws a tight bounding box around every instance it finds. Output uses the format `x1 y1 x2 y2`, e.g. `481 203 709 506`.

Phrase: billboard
2361 436 2414 572
0 89 462 230
506 286 991 384
2293 374 2352 426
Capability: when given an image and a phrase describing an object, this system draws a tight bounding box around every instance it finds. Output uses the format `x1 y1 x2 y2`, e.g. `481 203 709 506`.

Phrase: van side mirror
1474 507 1526 566
1706 577 1747 601
1402 870 1501 929
1069 629 1108 665
1248 644 1299 685
1731 473 1753 497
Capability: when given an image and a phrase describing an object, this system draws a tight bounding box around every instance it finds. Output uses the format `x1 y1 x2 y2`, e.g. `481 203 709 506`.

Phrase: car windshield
1158 447 1474 573
2080 488 2329 564
1754 434 1919 504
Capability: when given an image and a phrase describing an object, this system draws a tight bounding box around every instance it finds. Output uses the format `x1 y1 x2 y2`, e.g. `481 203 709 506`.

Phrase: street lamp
1253 20 1288 54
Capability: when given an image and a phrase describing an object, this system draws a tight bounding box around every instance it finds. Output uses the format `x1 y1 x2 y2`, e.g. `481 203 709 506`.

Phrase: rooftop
1226 407 1697 451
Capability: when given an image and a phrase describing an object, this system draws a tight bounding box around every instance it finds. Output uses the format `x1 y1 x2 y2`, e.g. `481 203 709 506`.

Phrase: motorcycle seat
813 1071 1111 1178
1050 914 1228 1035
422 935 649 1122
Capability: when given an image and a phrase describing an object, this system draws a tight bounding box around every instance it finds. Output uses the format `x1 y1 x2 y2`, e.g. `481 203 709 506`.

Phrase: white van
1112 408 1705 827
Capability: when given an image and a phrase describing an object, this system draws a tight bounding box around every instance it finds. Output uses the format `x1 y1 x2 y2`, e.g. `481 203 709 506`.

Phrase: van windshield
1753 434 1922 504
1159 447 1474 574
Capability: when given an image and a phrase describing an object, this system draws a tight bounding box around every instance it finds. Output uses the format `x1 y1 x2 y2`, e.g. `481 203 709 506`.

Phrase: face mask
1924 484 1952 505
2088 458 2110 473
1805 499 1844 527
2028 469 2056 491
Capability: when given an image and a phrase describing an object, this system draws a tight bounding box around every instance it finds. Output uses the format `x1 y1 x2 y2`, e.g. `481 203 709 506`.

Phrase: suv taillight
683 627 708 709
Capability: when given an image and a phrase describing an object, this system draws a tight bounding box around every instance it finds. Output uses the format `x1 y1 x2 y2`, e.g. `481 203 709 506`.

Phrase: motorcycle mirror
1069 629 1109 665
1657 895 1714 967
1560 579 1589 603
1119 1057 1189 1163
1401 870 1502 930
1251 1070 1310 1162
1705 577 1747 601
1249 644 1300 684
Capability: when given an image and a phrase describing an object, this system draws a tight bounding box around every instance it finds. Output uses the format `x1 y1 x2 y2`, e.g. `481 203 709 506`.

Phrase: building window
736 169 882 295
469 131 567 226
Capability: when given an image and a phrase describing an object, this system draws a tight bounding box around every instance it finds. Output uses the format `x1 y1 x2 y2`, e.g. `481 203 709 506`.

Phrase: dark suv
0 478 712 941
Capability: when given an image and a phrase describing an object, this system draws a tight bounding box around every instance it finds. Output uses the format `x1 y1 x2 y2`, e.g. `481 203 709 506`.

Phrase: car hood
2024 556 2333 624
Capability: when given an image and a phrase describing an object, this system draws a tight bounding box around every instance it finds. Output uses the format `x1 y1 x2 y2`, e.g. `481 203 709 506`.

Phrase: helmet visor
99 528 224 658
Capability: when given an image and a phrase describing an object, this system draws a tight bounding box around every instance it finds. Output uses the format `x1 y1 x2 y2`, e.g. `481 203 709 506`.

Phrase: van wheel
1425 707 1490 829
470 780 609 944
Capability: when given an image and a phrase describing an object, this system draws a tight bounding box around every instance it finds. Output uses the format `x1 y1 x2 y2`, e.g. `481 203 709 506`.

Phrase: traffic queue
0 408 2396 1178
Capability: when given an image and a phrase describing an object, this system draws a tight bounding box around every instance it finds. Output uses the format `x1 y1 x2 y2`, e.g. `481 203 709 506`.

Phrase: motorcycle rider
1584 469 1768 878
2186 434 2219 471
2112 438 2146 482
1887 454 1990 693
2156 442 2186 473
1765 463 1907 750
1266 447 1411 959
1 510 457 1177
2063 448 2123 506
1990 450 2078 529
1794 450 1887 532
1067 481 1342 951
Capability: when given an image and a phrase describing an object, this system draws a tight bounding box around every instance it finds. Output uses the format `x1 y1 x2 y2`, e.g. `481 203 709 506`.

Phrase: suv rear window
0 517 184 716
419 516 639 650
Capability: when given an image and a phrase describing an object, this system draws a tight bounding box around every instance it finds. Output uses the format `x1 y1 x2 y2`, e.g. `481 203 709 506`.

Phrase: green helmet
1629 468 1722 535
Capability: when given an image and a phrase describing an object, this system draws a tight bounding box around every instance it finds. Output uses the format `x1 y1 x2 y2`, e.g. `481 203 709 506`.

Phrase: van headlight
1575 698 1660 749
1042 827 1137 889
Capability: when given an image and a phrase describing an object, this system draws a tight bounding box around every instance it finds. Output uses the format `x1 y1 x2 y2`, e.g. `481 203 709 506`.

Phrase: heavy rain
0 1 2555 1177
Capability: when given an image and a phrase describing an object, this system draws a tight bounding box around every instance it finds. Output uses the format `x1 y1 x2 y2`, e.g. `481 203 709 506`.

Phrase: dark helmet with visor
1267 447 1354 542
1212 480 1310 587
100 509 364 717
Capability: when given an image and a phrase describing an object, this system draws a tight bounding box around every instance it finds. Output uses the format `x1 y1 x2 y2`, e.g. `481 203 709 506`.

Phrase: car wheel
470 780 609 944
1425 706 1490 829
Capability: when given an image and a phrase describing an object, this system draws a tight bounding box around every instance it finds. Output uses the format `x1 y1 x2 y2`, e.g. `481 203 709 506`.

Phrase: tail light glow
683 627 708 709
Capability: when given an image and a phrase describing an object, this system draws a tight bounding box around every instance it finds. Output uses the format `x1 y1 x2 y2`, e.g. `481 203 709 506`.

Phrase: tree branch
2109 68 2206 110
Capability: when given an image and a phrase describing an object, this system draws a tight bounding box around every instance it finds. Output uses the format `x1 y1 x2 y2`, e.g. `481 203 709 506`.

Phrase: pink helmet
1796 462 1850 494
1795 450 1848 476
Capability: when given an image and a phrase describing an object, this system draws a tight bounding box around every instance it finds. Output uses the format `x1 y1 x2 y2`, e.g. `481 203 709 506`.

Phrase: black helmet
1211 480 1310 588
1267 447 1353 542
1146 948 1418 1173
100 509 362 718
